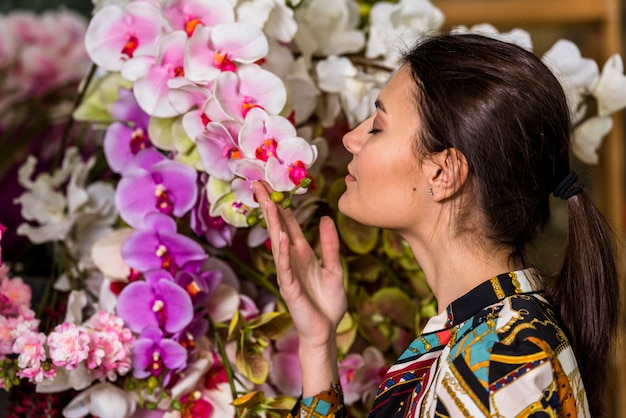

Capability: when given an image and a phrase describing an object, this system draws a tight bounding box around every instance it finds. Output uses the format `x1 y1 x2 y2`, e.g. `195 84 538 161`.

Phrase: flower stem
219 248 280 298
208 314 242 418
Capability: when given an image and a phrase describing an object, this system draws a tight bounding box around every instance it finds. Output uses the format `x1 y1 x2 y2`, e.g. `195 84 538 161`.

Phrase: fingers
319 216 341 273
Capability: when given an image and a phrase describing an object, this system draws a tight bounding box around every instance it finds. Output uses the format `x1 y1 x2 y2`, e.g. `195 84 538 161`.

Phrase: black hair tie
553 171 584 200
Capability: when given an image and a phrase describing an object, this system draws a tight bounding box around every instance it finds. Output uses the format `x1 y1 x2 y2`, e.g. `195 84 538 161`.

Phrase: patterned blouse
288 268 590 417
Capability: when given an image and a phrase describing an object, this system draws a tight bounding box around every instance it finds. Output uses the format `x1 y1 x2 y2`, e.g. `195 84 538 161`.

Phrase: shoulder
441 293 589 416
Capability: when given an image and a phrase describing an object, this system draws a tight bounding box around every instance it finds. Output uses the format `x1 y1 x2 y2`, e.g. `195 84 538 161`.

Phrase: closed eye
368 128 381 135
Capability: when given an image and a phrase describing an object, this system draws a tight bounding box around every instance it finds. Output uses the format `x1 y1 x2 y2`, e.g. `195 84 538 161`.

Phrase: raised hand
253 182 347 396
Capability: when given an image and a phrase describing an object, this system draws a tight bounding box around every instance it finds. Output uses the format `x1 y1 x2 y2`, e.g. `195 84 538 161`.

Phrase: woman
253 33 619 417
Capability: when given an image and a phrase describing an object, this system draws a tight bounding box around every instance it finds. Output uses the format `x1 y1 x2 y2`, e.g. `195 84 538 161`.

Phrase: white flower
236 0 298 43
366 0 444 66
293 0 365 59
592 54 626 117
14 148 117 265
542 39 599 123
451 23 532 51
572 116 613 164
62 382 136 418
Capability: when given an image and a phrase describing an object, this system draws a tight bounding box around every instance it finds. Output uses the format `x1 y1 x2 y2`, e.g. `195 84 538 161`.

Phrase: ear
425 148 469 201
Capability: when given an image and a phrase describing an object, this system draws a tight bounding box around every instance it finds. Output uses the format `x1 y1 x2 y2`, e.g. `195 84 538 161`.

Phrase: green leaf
372 287 415 328
336 212 379 254
148 116 176 150
73 72 132 124
236 339 270 385
250 312 292 340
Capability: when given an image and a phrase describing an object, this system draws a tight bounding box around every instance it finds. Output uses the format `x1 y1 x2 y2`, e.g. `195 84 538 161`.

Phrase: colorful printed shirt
288 268 590 417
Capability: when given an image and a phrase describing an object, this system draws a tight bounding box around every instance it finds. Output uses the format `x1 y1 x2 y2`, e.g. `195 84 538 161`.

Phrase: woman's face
338 66 432 232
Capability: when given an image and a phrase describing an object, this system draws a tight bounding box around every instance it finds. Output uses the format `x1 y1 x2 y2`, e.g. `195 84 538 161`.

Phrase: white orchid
593 54 626 117
293 0 365 59
14 147 117 264
366 0 444 66
572 116 613 164
451 23 533 51
62 382 137 418
236 0 298 43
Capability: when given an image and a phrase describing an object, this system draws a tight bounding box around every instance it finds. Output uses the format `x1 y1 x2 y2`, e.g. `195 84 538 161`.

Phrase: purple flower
190 175 236 248
121 212 208 274
131 326 187 382
175 269 222 307
116 269 194 334
115 151 199 229
103 88 153 174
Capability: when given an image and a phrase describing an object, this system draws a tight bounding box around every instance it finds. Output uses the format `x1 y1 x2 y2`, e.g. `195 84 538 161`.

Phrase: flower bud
270 191 285 203
247 215 259 227
299 177 312 189
281 199 292 209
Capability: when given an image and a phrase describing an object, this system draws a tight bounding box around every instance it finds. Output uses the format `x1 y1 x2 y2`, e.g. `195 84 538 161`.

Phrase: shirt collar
422 268 544 334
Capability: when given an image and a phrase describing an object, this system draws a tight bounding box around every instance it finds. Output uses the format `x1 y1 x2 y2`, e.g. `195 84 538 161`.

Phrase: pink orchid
85 2 167 72
185 22 268 85
132 31 190 118
196 121 243 181
230 159 266 207
162 0 235 36
265 136 317 191
213 64 287 122
47 323 90 370
269 327 301 397
339 346 387 405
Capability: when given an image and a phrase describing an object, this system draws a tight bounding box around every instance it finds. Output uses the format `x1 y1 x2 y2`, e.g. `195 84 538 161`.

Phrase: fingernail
264 198 269 211
279 231 284 242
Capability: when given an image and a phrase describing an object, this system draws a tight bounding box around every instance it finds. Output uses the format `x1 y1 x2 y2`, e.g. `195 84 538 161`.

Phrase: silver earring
428 188 434 198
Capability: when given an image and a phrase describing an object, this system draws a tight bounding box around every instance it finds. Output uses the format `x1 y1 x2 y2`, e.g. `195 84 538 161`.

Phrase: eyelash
368 128 381 135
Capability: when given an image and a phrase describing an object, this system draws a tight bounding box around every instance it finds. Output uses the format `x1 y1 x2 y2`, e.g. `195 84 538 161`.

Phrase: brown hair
403 33 619 416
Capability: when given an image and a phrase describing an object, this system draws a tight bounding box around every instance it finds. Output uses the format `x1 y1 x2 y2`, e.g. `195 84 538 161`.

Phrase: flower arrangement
1 0 625 417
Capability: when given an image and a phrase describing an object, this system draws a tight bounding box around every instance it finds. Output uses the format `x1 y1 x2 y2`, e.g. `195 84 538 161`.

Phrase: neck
402 231 522 313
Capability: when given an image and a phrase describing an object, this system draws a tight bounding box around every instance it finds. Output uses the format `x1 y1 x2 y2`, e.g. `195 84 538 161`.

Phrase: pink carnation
47 322 90 370
84 311 134 380
0 316 37 357
0 271 31 307
12 322 54 383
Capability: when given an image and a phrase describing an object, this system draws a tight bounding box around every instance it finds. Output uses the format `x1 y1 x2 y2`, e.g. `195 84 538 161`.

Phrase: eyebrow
375 99 387 114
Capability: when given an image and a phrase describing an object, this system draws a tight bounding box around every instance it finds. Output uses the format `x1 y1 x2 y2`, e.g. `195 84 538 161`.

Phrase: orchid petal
593 54 626 116
196 122 239 181
573 116 613 164
85 3 166 72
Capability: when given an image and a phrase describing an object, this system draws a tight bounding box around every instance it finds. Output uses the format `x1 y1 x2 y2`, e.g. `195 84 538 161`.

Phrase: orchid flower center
150 350 164 377
173 66 185 78
152 299 164 312
254 139 278 162
180 331 196 350
130 128 150 154
288 160 308 185
121 35 139 59
155 184 174 215
241 96 264 118
185 17 202 36
222 146 242 159
200 112 211 127
152 299 167 328
186 280 201 297
155 244 176 273
214 51 236 72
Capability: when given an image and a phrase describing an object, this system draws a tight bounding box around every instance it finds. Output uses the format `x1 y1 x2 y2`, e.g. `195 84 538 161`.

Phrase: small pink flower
47 323 90 370
84 311 134 380
339 347 387 405
0 273 32 309
12 322 52 382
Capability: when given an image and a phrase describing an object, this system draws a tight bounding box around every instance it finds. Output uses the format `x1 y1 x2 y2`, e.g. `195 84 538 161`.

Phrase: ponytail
546 191 620 417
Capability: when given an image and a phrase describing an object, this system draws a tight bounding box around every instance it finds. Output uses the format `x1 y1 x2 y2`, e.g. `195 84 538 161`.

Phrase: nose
342 118 368 154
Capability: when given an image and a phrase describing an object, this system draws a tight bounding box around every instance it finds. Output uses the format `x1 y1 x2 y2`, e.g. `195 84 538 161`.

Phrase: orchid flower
235 0 298 43
542 39 599 122
572 116 613 164
120 212 208 274
196 121 243 181
292 0 365 59
206 177 252 227
174 268 222 307
62 382 136 418
593 54 626 117
115 149 198 229
367 0 445 66
265 136 317 191
85 2 167 72
131 326 188 381
130 31 190 118
185 22 269 85
116 270 194 334
162 0 235 36
190 175 236 248
103 88 153 174
213 64 287 122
